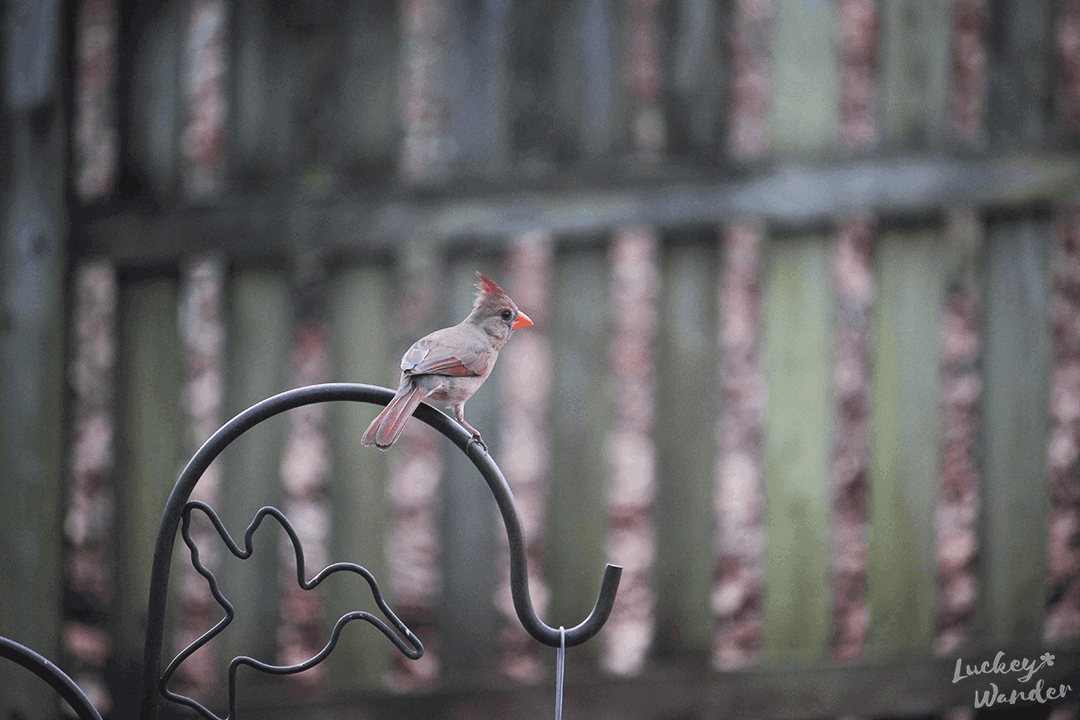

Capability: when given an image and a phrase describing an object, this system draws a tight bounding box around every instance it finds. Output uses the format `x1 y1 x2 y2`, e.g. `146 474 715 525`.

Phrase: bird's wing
401 335 488 377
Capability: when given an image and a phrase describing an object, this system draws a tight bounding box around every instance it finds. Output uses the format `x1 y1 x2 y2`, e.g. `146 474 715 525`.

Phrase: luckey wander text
953 652 1071 709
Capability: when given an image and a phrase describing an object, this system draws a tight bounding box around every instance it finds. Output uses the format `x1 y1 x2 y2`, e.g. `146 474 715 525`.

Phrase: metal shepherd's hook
141 384 621 720
462 437 623 648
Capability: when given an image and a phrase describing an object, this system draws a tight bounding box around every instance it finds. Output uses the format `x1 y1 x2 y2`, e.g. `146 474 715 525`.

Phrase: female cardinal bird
361 272 533 451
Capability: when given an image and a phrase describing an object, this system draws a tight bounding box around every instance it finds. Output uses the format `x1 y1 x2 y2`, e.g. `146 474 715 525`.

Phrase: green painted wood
981 219 1052 648
878 0 952 148
114 274 185 677
438 258 500 675
230 0 279 178
666 0 728 155
217 269 291 673
0 27 69 714
764 0 839 658
985 0 1055 148
548 245 614 663
865 229 942 655
654 235 719 656
769 0 838 155
761 234 834 662
325 264 395 690
339 2 401 165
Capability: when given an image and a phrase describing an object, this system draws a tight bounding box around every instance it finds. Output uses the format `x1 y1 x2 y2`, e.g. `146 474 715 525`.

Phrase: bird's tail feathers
361 383 424 450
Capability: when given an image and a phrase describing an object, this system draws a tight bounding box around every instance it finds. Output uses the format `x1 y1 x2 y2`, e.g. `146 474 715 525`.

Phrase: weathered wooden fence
4 0 1080 718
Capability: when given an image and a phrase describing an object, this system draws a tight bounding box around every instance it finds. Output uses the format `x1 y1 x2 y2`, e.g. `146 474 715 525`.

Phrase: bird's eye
500 309 514 322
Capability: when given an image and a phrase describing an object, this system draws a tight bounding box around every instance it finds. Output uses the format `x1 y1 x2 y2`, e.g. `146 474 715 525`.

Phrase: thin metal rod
0 636 104 720
464 438 623 648
140 383 621 720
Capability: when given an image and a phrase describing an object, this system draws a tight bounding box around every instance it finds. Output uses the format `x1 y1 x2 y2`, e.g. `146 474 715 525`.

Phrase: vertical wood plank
217 269 291 672
654 234 719 657
865 229 942 655
761 235 833 662
981 219 1052 648
554 0 624 160
581 0 623 158
325 264 395 690
664 0 729 157
439 258 500 676
4 0 63 109
386 242 445 688
985 0 1055 148
762 0 839 659
229 0 273 180
234 0 403 181
508 0 559 165
878 0 952 148
338 2 402 169
229 0 309 181
446 0 511 174
123 0 186 200
549 244 614 663
496 232 554 680
769 0 838 155
0 5 68 716
113 273 184 711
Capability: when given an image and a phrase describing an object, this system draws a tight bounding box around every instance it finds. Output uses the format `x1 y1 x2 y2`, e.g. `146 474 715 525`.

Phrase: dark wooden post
0 1 71 718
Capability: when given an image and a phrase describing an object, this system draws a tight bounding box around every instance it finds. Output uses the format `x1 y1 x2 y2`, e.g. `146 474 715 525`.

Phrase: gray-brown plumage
361 272 533 451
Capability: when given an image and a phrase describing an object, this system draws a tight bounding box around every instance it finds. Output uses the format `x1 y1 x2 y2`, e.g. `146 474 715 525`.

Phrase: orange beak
511 311 533 330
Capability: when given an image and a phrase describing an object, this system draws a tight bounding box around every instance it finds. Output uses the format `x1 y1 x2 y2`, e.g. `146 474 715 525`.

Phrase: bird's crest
473 272 510 311
475 272 505 297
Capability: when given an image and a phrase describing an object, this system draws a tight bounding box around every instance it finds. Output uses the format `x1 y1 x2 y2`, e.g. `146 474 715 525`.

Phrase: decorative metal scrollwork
159 500 423 720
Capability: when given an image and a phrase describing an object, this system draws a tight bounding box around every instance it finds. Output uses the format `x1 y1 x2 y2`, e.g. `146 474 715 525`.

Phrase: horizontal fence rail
72 152 1080 264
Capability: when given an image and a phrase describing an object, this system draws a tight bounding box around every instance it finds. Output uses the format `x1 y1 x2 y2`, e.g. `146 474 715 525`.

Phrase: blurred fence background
3 0 1080 718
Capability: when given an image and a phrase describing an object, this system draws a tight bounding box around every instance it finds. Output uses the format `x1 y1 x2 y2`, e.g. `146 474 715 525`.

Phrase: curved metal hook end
555 563 622 649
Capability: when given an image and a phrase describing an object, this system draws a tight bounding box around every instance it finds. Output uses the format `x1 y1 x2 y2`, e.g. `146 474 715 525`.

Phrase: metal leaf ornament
160 501 423 720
